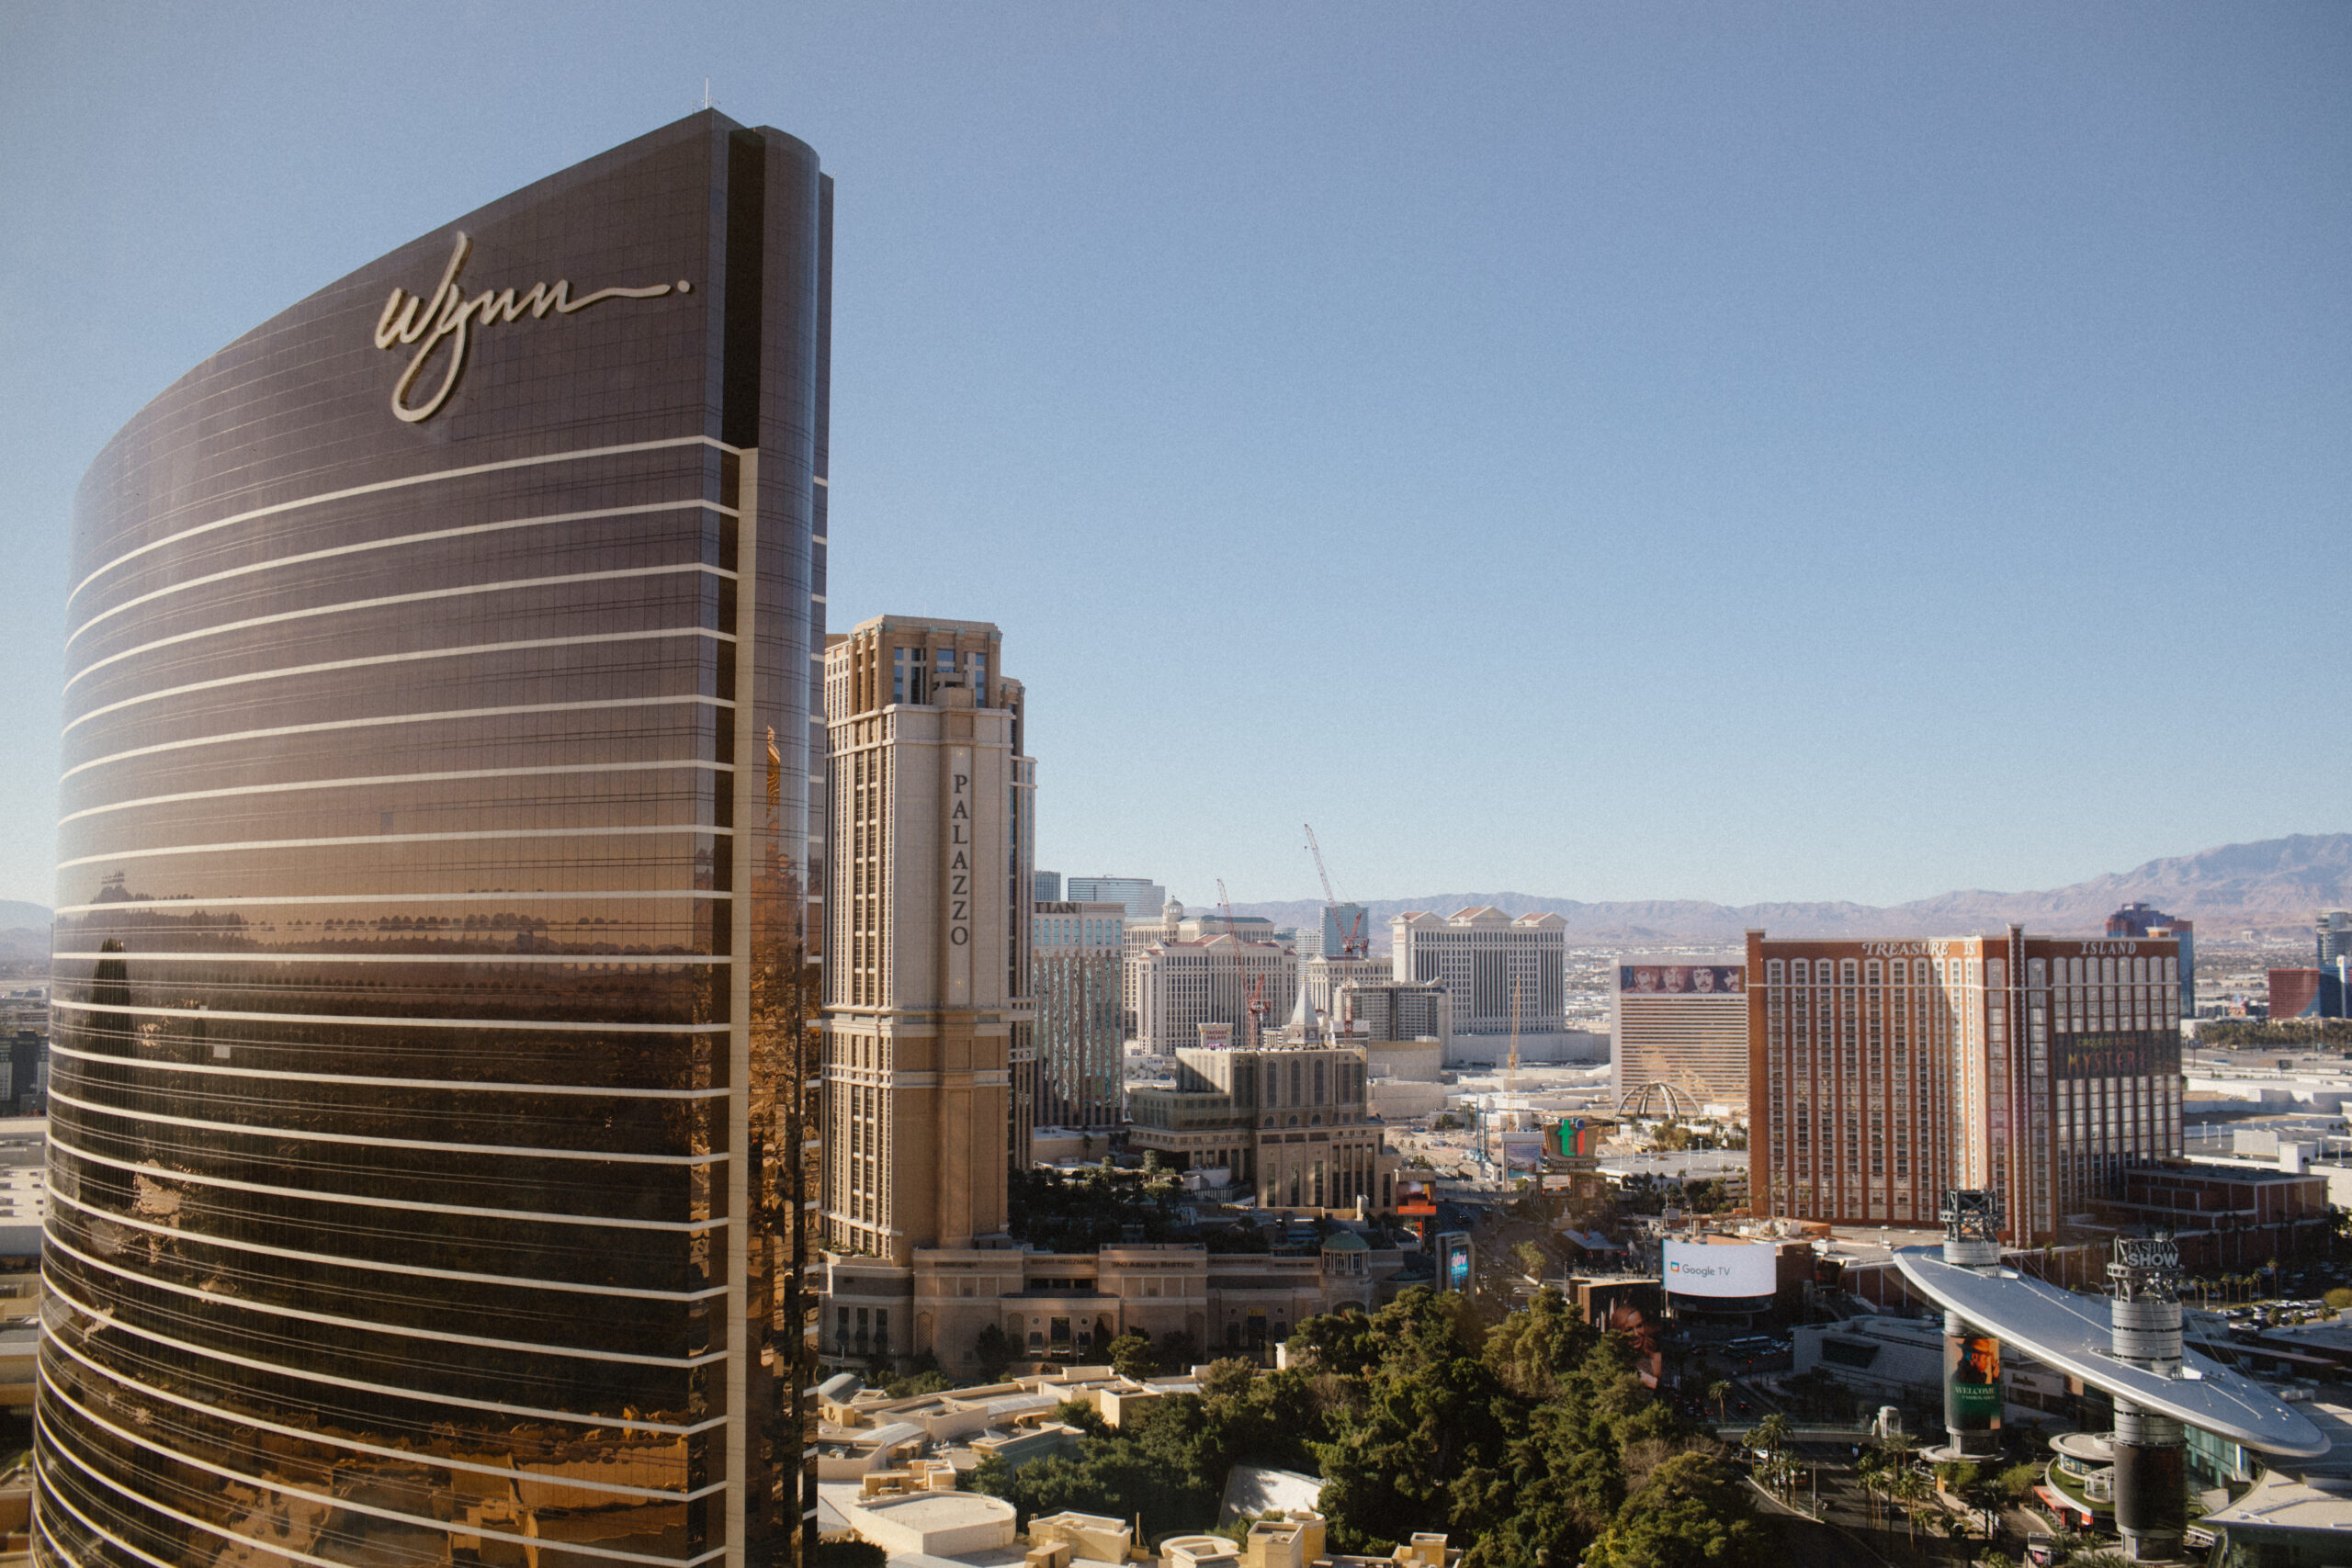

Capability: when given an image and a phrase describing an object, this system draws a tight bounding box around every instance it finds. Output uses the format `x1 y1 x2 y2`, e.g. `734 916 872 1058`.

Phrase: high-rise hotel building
47 114 831 1568
1747 928 2184 1244
818 616 1035 1364
1031 900 1125 1131
1132 938 1302 1055
1390 908 1568 1037
1065 876 1166 919
1612 962 1748 1114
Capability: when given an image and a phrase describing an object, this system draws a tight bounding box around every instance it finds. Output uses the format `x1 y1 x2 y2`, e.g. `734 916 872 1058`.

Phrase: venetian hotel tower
47 114 829 1568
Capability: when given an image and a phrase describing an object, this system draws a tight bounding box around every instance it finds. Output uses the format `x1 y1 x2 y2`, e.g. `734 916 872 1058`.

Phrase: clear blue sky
2 4 2346 913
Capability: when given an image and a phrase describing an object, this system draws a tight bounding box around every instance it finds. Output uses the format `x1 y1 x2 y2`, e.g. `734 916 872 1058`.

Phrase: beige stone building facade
1126 1044 1401 1213
1391 908 1568 1034
826 1241 1377 1369
820 615 1035 1267
1303 955 1390 1025
1120 903 1293 1044
1132 937 1302 1055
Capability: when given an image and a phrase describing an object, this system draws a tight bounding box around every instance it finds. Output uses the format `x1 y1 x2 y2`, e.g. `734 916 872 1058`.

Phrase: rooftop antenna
702 78 717 111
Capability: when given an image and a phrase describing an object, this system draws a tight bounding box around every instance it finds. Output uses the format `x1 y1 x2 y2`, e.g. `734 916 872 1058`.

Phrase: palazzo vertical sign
945 747 973 1005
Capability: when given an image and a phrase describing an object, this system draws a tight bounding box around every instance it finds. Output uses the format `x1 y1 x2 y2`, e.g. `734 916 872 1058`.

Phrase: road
1747 1456 1899 1568
1743 1436 2034 1567
1707 1348 2062 1560
1732 1369 2068 1554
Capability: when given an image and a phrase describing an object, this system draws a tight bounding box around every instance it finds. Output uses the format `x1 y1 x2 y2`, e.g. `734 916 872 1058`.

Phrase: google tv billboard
1662 1239 1779 1313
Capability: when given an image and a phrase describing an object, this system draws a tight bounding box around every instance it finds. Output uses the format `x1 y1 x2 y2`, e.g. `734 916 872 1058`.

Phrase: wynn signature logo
373 232 688 423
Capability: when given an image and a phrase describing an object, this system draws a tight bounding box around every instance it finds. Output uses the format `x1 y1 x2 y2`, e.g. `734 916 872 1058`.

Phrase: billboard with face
1602 1299 1665 1390
1945 1331 2003 1432
1620 965 1745 997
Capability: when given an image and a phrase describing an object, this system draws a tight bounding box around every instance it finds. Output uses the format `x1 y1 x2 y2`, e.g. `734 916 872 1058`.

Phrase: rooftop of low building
2206 1467 2352 1534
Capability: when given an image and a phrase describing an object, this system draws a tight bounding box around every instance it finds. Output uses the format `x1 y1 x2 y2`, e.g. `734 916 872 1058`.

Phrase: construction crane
1506 977 1523 1100
1303 825 1338 904
1303 823 1367 958
1496 978 1524 1186
1215 879 1267 1047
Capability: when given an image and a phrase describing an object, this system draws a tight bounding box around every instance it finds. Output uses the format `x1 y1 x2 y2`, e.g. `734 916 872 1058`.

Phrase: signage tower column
1938 1190 2006 1461
2109 1235 2187 1562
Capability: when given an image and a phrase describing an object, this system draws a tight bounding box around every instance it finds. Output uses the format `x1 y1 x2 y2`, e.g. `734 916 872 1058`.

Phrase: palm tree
1858 1449 1890 1529
1860 1434 1918 1534
2062 1550 2131 1568
1706 1379 1732 1426
1925 1505 1966 1568
1891 1463 1933 1556
1750 1412 1794 1497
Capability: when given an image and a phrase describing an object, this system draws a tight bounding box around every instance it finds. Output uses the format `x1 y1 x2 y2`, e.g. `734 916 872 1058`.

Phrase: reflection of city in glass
41 112 829 1567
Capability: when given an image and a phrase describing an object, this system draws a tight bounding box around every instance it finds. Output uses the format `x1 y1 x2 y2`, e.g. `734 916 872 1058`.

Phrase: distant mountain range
1230 832 2352 946
6 833 2345 965
0 902 45 964
0 902 47 964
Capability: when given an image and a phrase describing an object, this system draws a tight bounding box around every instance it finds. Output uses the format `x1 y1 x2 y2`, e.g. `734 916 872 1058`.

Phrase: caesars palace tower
43 114 829 1567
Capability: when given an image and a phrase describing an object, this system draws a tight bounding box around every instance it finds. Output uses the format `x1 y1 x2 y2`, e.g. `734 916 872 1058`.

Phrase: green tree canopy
986 1282 1758 1568
1105 1332 1157 1380
972 1324 1019 1382
974 1361 1340 1540
1583 1451 1774 1568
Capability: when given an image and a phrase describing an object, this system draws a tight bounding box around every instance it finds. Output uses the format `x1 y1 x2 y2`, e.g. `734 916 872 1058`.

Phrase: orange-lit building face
45 112 831 1568
1747 928 2181 1244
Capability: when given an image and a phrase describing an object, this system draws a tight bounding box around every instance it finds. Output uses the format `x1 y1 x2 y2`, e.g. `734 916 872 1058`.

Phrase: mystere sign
372 232 687 423
2053 1033 2179 1079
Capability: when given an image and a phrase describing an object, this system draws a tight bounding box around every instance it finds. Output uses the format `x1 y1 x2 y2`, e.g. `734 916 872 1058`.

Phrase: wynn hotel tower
43 114 830 1567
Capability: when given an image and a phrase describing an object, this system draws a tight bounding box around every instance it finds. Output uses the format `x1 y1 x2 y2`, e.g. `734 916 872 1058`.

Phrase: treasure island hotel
1747 927 2184 1246
44 113 828 1567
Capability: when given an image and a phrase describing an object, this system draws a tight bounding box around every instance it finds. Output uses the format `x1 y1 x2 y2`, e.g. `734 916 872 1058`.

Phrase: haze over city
5 4 2347 912
10 10 2352 1568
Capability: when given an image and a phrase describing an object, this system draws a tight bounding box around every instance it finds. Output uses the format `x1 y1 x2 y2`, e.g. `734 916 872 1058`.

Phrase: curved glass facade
40 113 828 1568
